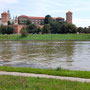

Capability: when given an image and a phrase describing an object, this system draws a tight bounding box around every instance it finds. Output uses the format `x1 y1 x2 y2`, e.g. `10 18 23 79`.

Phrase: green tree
42 24 51 34
1 26 7 34
7 27 14 34
61 23 77 33
8 21 12 25
50 22 63 34
44 15 52 24
21 27 28 37
77 27 84 33
26 19 31 25
36 28 41 34
27 24 37 34
1 26 14 34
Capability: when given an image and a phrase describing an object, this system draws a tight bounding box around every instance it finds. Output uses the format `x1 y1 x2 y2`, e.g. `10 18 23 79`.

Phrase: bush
21 27 28 37
1 26 14 34
42 24 51 34
27 24 37 34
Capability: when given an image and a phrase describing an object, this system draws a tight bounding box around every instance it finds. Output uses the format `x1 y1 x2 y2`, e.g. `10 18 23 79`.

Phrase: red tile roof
29 17 45 19
67 11 72 13
19 15 28 18
37 25 44 28
2 11 8 14
57 17 63 19
19 15 63 20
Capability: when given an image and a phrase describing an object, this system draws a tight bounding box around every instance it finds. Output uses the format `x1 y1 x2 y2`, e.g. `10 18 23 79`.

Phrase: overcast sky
0 0 90 27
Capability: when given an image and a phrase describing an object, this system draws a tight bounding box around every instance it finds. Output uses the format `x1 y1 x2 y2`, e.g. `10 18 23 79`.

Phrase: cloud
0 0 18 7
73 18 90 27
0 0 18 4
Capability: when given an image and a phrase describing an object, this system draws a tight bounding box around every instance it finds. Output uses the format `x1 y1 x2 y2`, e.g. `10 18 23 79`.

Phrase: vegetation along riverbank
0 66 90 79
0 34 90 40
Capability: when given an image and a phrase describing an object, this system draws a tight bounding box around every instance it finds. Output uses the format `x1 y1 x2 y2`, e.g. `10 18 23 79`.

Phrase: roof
37 25 44 28
19 15 64 20
19 15 28 18
67 11 72 13
2 11 8 14
57 17 63 19
29 17 45 19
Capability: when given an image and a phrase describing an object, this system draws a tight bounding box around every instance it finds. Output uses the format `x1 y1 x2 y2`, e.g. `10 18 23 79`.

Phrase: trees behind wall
42 24 51 34
44 15 53 24
0 26 14 34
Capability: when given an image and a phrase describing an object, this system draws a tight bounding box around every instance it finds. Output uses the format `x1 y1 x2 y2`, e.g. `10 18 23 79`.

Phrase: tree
8 21 12 25
26 19 31 25
42 24 51 34
44 15 52 24
61 23 77 33
77 27 84 33
21 27 28 37
1 26 14 34
50 22 63 34
36 28 41 34
18 19 20 25
6 27 14 34
27 24 37 34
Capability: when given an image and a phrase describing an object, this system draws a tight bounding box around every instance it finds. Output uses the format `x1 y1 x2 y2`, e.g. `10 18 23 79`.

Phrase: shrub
42 24 51 34
1 26 14 34
21 27 28 37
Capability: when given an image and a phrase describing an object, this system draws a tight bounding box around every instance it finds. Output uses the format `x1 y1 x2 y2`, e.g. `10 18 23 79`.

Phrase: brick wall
9 25 27 34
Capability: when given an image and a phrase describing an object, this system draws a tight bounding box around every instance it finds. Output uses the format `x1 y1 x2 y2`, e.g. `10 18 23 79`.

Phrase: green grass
0 34 90 40
0 75 90 90
0 66 90 79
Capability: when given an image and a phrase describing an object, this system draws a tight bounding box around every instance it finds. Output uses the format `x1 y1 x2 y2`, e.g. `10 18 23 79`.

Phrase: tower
1 11 11 25
15 16 18 25
66 11 72 23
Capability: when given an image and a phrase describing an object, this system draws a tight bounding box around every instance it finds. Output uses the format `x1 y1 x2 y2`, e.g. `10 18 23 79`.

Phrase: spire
7 10 10 14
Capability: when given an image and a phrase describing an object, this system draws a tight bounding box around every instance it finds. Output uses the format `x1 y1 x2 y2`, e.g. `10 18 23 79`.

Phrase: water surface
0 41 90 71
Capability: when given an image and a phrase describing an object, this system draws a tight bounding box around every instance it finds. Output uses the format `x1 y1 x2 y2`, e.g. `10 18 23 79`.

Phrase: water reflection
0 41 90 71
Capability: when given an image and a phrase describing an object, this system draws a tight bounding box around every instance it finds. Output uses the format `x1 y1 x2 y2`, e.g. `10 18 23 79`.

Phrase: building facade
1 11 11 25
18 15 65 25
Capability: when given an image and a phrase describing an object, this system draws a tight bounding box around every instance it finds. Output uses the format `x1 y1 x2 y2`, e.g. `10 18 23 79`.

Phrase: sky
0 0 90 27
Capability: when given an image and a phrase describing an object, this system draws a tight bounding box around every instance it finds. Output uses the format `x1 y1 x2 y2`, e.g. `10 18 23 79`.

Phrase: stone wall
8 25 27 34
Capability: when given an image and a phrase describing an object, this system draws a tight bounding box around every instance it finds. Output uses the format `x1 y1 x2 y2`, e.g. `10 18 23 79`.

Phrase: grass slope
0 75 90 90
0 34 90 40
0 66 90 79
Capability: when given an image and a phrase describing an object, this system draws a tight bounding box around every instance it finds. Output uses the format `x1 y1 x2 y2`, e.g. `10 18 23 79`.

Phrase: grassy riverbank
0 66 90 79
0 34 90 40
0 75 90 90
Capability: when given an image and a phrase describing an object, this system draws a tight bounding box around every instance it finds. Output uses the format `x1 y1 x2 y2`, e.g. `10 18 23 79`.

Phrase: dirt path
0 71 90 83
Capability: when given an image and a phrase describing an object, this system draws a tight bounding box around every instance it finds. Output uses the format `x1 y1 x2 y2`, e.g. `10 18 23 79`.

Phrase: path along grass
0 66 90 79
0 75 90 90
0 34 90 40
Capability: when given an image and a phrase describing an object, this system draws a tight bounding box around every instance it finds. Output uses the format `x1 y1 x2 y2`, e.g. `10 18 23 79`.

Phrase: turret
15 16 18 25
66 11 72 23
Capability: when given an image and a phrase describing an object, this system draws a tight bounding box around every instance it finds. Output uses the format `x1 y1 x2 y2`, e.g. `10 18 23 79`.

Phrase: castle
0 11 72 34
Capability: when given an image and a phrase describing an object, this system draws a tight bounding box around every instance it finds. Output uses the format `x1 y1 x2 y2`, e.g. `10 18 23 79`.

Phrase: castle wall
8 25 27 34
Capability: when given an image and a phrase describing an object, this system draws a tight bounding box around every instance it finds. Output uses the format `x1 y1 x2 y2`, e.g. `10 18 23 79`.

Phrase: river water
0 41 90 71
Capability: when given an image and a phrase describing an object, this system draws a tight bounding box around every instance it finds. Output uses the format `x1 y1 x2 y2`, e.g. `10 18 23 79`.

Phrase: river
0 41 90 71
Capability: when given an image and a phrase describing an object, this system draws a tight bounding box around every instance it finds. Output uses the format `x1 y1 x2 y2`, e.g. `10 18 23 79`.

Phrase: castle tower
15 16 18 25
1 11 11 25
66 11 72 23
